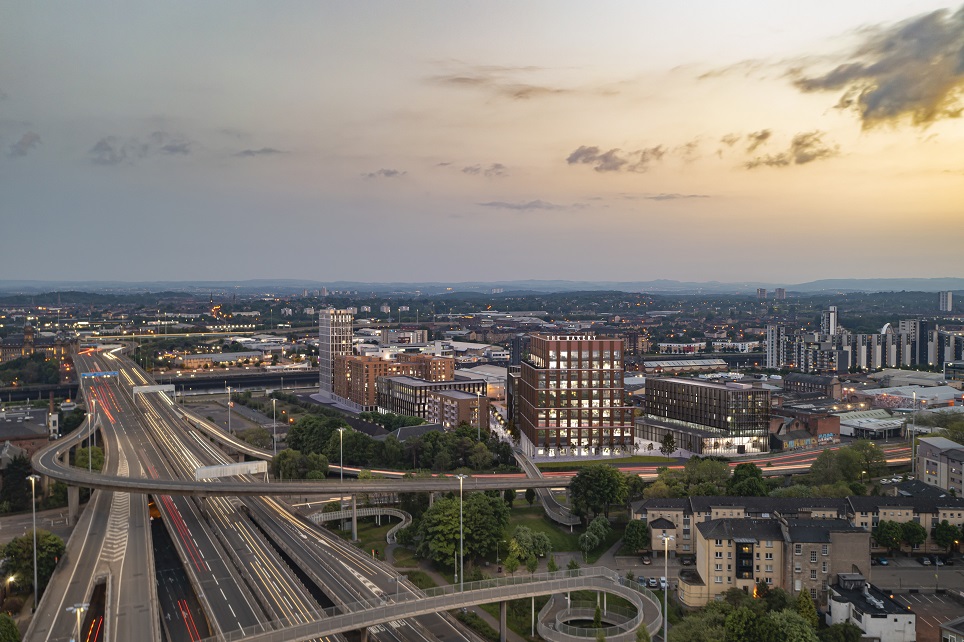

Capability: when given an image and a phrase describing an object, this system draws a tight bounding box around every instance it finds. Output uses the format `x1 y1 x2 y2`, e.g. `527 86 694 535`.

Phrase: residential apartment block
319 308 354 395
515 334 634 457
916 436 964 495
425 390 489 430
333 353 455 411
377 375 486 419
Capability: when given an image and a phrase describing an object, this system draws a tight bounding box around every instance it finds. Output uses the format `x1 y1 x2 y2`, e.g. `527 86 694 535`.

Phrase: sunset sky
2 2 963 285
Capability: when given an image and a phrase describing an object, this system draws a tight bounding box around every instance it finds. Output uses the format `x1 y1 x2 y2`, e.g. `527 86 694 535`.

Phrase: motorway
36 348 477 642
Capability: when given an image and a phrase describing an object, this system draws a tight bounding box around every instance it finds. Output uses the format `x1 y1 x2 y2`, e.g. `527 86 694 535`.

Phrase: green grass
454 610 500 642
536 456 674 471
479 597 549 641
506 506 581 552
391 546 419 568
402 570 438 590
331 516 399 560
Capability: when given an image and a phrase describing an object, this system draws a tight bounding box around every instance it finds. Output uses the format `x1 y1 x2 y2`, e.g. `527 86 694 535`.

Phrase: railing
196 567 662 642
308 507 412 544
514 449 582 526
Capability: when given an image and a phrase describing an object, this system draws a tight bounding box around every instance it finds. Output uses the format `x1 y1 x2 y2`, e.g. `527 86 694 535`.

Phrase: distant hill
0 277 961 296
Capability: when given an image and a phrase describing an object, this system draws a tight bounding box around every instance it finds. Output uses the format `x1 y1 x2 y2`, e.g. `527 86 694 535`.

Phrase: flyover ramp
197 567 661 642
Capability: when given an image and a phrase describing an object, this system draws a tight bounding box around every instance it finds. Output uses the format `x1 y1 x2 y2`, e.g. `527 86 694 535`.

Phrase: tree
240 427 273 449
767 610 819 642
416 497 461 565
849 440 887 479
795 590 819 629
818 623 862 642
567 558 580 571
547 554 558 572
526 555 538 574
579 532 600 560
503 488 515 507
569 464 628 519
872 520 903 552
589 516 611 541
623 519 650 553
0 455 32 512
724 606 761 642
503 553 520 575
74 446 105 472
635 623 651 642
934 520 963 551
594 605 602 628
659 434 676 457
0 613 19 642
525 487 536 506
728 463 767 497
901 521 927 550
3 530 65 596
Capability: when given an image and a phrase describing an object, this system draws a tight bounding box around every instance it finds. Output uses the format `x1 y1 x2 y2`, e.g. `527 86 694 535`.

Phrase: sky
2 2 963 285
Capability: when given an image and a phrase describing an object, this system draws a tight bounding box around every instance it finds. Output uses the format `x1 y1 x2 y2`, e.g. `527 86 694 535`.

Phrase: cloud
88 131 195 165
235 147 285 157
429 63 613 101
745 131 839 169
792 6 964 127
720 134 741 147
363 168 406 179
566 145 666 173
462 163 508 177
745 130 772 152
644 193 710 201
478 199 562 211
8 132 41 157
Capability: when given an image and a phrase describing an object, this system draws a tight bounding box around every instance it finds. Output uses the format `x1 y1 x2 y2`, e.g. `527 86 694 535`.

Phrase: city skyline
3 2 963 283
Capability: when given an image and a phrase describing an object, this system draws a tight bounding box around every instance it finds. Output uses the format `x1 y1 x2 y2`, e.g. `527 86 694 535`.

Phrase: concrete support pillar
603 592 607 614
428 492 435 507
531 596 535 637
500 601 507 642
67 485 80 526
359 628 369 642
352 494 358 542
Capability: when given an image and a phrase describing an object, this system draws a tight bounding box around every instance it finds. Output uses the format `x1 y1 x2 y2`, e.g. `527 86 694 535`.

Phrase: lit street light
227 386 233 434
456 474 467 592
27 474 40 611
338 427 346 483
67 602 89 642
661 534 675 641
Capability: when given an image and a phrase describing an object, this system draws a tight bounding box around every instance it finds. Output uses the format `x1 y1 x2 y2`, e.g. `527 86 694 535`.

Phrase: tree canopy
3 530 65 596
569 464 627 519
416 491 509 566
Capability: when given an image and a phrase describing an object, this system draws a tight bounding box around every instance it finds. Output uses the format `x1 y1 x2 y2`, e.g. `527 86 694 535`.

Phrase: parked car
919 557 932 565
870 558 878 566
647 577 658 589
877 557 889 566
641 554 652 565
933 556 944 566
891 477 902 483
942 557 955 566
680 557 693 566
659 577 668 590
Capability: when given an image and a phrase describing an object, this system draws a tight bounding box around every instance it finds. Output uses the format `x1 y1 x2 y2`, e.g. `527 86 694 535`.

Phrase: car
933 556 944 566
659 577 668 590
647 577 658 589
878 557 889 566
880 479 891 484
943 557 955 566
919 557 931 565
641 554 652 565
891 477 902 483
870 558 878 566
680 557 693 566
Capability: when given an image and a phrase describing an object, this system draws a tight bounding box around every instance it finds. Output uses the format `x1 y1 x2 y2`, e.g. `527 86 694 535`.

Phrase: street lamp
661 534 675 641
497 539 506 564
28 474 40 611
338 427 346 483
476 390 483 442
271 398 277 458
227 386 232 434
456 474 467 592
67 602 89 642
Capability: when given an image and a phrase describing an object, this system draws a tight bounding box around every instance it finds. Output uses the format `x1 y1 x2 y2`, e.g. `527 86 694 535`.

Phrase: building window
715 539 723 546
810 570 817 580
715 552 723 559
795 544 802 555
765 553 773 560
810 588 817 599
715 564 723 572
765 577 773 585
766 540 773 548
795 564 801 574
822 562 828 573
821 544 829 556
810 551 817 563
715 576 723 584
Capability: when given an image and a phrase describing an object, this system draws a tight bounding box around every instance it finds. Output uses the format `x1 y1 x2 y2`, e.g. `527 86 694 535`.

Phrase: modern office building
377 375 486 418
515 334 634 457
638 377 770 455
940 290 954 312
319 308 354 395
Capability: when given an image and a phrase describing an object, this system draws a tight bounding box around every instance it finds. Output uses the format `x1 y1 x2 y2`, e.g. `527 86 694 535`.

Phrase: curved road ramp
197 567 661 642
513 449 581 527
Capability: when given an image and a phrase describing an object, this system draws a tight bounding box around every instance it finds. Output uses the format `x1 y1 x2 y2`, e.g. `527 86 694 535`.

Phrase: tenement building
515 334 634 457
636 377 770 455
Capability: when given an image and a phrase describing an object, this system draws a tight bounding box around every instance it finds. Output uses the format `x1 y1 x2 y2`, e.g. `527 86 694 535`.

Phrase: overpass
197 567 662 642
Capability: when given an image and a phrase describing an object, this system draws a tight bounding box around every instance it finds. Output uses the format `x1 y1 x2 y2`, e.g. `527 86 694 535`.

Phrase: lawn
502 505 628 564
402 570 438 590
480 596 549 641
391 546 419 568
331 516 400 560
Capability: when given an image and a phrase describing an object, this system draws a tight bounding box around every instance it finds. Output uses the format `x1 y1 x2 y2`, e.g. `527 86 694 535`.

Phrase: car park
659 577 668 590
